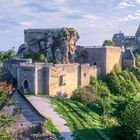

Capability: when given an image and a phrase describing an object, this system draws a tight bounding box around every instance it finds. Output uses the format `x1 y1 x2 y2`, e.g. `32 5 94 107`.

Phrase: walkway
27 96 73 140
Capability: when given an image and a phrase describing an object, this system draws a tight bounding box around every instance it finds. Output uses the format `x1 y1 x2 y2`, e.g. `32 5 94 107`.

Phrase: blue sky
0 0 140 51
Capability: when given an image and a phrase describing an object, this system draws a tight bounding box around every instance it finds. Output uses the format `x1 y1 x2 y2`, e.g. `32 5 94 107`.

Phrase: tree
102 40 115 46
119 96 140 140
0 48 15 62
38 53 47 62
0 82 14 140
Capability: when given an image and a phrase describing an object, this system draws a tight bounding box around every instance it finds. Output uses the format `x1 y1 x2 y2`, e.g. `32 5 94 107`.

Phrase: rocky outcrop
18 27 79 64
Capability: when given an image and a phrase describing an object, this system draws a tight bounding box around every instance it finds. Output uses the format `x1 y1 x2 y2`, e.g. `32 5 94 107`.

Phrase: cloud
135 0 140 4
116 2 135 9
57 0 66 3
118 10 140 22
20 21 34 28
0 0 139 51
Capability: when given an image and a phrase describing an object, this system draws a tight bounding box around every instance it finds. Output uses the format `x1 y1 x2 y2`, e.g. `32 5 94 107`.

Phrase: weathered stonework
3 28 136 97
76 46 123 74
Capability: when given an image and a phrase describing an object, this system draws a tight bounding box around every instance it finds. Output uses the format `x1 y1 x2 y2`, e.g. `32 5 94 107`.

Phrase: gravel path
27 96 73 140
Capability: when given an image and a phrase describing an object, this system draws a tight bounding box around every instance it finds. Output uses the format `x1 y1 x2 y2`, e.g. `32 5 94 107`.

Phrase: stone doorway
23 80 29 93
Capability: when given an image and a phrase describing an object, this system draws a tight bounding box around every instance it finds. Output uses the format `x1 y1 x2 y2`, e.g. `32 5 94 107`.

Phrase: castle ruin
4 28 135 97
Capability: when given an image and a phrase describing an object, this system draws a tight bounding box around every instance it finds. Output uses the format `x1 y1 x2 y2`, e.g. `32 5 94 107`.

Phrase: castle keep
4 28 135 97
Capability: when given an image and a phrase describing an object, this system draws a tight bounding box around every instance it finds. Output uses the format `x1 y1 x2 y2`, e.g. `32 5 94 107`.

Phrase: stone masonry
3 28 136 97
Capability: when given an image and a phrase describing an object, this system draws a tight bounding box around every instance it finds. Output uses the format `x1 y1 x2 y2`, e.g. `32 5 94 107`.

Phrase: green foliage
119 96 140 140
102 40 115 46
104 70 140 95
90 77 113 116
0 48 15 62
25 52 47 62
38 53 47 62
50 97 111 140
90 76 111 97
0 83 15 139
132 68 140 82
114 64 122 74
135 53 140 68
71 86 95 106
43 118 63 140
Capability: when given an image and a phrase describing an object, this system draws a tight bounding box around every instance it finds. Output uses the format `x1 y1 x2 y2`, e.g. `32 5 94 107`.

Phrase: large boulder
18 27 79 64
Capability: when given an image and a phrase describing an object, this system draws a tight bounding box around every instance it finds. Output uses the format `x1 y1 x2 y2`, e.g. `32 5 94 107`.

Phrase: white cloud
118 11 140 22
135 0 140 4
116 2 135 9
20 21 34 27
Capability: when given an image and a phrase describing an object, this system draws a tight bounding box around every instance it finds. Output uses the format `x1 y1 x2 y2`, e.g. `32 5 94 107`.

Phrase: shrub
38 53 47 62
71 86 95 106
114 64 122 74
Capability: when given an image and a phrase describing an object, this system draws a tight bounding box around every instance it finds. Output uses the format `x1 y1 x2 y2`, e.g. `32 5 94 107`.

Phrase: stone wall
76 46 123 74
106 47 122 73
85 47 106 74
48 64 79 97
18 64 36 94
3 58 32 79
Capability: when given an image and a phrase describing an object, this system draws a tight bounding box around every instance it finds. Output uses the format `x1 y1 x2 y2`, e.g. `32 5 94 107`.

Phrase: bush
38 53 47 62
71 86 95 106
114 64 122 74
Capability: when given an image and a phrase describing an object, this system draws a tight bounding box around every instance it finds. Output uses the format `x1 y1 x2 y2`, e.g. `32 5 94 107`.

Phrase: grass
43 117 64 140
48 97 118 140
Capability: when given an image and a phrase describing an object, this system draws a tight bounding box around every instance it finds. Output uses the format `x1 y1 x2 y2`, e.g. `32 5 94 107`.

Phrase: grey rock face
18 27 79 64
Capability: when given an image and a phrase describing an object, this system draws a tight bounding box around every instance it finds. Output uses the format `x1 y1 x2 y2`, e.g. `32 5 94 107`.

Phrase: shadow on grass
59 126 122 140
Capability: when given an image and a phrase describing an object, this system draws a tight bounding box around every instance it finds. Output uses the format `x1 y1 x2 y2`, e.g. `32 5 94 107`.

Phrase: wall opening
23 80 29 89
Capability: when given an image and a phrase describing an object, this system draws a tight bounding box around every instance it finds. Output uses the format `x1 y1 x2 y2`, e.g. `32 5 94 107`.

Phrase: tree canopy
0 48 15 62
102 40 115 46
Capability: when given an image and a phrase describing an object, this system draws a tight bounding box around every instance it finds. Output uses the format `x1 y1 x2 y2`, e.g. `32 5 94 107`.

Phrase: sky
0 0 140 51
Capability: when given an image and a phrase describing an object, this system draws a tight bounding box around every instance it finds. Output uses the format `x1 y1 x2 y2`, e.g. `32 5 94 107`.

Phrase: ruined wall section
84 48 106 74
48 64 79 97
78 64 98 87
106 47 122 73
3 58 32 79
78 64 90 87
35 63 49 94
18 63 36 94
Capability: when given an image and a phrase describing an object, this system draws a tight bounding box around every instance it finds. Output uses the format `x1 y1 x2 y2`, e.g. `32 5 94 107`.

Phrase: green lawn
43 117 64 140
48 97 118 140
